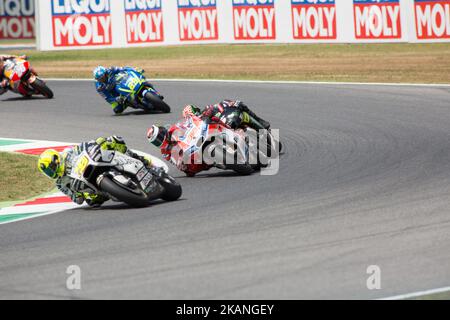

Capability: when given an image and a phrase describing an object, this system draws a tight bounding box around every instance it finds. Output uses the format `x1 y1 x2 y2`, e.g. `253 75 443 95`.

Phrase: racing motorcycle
114 69 170 113
170 116 280 175
216 108 283 153
70 148 182 207
2 57 54 99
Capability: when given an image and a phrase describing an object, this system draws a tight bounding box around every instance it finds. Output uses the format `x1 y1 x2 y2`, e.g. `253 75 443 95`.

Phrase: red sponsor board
126 11 164 43
415 0 450 39
0 17 34 39
125 0 164 44
51 0 112 47
178 2 218 41
233 0 276 40
291 1 337 40
0 0 35 39
353 0 402 39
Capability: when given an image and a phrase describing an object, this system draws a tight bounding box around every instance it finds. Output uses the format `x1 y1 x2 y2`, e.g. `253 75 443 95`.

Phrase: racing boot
237 103 270 129
85 193 109 208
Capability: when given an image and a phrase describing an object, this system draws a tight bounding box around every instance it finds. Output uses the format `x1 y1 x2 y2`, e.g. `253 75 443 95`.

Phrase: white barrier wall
35 0 450 51
0 0 35 39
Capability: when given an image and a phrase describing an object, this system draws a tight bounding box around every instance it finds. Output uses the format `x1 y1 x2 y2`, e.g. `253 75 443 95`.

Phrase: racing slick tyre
144 92 171 113
31 78 54 99
99 176 149 208
158 174 182 202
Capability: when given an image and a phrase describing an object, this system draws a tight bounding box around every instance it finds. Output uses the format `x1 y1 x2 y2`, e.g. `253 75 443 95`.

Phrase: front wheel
144 92 171 113
31 78 54 99
157 174 182 201
99 176 149 207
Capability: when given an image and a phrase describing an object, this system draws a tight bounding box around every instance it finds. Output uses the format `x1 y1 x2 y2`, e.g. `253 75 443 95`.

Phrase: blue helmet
93 66 107 81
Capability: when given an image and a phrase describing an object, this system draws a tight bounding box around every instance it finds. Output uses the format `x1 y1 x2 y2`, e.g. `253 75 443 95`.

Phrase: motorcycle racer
38 136 155 207
147 124 210 177
182 99 271 130
94 65 157 114
0 54 28 95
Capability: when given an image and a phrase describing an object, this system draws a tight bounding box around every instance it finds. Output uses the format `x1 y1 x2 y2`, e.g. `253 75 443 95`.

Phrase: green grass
0 39 35 45
11 43 449 61
3 43 450 83
0 152 54 202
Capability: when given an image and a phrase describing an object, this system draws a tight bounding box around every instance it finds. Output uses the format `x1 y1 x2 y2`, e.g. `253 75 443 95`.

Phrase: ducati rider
147 99 271 176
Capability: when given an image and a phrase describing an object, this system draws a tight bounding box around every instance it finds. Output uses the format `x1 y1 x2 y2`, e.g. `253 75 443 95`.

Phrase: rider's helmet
37 149 64 179
93 66 108 83
182 105 201 118
147 125 168 147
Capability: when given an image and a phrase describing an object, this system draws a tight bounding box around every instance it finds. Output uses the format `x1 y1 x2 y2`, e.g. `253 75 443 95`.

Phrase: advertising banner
353 0 402 39
232 0 276 40
0 0 34 39
414 0 450 39
124 0 164 44
35 0 450 51
51 0 112 47
291 0 337 40
178 0 218 41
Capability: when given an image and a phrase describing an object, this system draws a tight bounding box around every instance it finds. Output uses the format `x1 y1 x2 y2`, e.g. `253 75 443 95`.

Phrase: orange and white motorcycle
2 57 54 99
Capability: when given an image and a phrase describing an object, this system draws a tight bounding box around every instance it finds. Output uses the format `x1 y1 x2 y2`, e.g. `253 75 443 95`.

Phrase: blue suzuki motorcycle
114 70 170 113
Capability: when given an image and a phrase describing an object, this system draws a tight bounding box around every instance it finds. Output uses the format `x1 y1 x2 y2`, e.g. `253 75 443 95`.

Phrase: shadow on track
113 110 168 117
80 198 187 211
1 96 48 102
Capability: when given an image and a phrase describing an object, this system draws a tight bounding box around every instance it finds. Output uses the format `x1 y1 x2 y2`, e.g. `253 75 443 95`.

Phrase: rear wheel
31 78 54 99
144 92 171 113
99 176 149 207
158 174 182 201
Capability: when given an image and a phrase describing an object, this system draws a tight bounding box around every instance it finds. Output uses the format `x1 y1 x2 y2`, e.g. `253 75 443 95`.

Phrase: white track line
46 78 450 87
0 209 72 226
379 286 450 300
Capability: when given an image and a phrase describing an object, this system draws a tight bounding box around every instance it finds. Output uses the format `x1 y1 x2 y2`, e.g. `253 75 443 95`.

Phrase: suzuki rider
93 65 156 114
182 99 271 130
0 54 28 96
38 136 154 207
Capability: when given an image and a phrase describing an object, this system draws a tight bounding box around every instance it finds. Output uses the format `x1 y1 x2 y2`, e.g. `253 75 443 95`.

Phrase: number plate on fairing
141 173 157 192
136 167 148 181
75 156 89 176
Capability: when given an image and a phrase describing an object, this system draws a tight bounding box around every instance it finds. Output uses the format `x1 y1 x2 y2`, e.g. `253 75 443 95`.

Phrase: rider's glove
141 156 152 168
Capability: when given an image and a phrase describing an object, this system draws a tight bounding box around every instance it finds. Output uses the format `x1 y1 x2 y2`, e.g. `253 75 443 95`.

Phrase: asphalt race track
0 80 449 299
